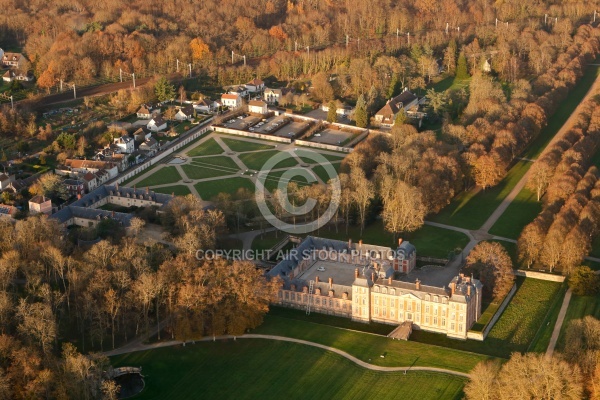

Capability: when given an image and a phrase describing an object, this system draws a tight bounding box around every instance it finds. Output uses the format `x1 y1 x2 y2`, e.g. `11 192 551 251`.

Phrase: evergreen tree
0 149 6 162
155 76 176 102
456 52 469 80
394 109 407 126
326 101 338 123
355 95 368 128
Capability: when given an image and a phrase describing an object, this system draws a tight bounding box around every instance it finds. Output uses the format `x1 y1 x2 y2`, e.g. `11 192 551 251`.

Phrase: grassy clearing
190 155 240 170
259 168 312 192
318 220 470 259
194 177 255 199
186 138 224 156
136 167 182 187
221 137 275 152
151 185 191 196
182 156 240 180
488 187 542 239
111 340 467 400
429 160 530 230
528 283 568 353
312 163 341 183
253 314 491 373
297 151 346 164
557 293 600 351
238 150 298 171
411 278 562 358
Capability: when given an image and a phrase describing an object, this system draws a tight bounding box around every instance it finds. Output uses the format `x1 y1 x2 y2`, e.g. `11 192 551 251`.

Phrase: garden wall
295 140 353 153
514 270 566 282
212 126 292 143
467 283 517 341
112 118 214 184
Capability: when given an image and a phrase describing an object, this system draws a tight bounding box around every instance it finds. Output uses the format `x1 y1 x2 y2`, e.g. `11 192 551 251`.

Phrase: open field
151 185 192 196
312 163 341 183
253 314 491 373
238 150 298 171
182 156 240 179
186 138 224 156
221 137 275 152
557 293 600 351
318 220 470 259
137 167 182 187
111 340 467 400
194 177 255 199
261 168 312 192
488 187 542 239
298 152 346 163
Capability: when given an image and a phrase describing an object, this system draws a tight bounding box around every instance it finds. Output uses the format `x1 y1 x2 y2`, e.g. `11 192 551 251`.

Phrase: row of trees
465 315 600 400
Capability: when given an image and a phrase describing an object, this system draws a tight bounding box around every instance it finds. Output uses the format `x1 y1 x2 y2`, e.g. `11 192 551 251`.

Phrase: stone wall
514 270 566 282
467 283 517 341
294 140 352 153
212 126 292 143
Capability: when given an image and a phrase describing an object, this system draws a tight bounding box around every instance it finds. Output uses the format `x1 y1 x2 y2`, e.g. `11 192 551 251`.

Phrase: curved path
105 333 470 378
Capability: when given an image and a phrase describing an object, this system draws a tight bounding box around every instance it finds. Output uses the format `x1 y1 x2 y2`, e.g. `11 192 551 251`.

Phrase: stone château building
268 236 482 339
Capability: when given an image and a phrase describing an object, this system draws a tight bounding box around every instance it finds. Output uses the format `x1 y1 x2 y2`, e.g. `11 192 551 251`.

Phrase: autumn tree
189 38 210 61
326 101 338 123
355 94 368 128
464 242 514 301
568 266 600 296
29 173 69 201
380 177 425 239
350 166 374 235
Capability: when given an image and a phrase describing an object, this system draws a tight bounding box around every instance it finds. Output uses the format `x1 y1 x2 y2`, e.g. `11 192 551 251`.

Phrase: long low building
268 236 482 340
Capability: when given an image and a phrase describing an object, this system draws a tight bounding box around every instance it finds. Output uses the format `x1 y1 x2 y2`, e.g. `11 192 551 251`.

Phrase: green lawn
253 315 491 373
251 230 287 251
136 167 183 187
182 156 240 179
488 187 542 240
297 150 346 164
194 177 255 199
260 168 312 192
528 283 568 353
151 185 191 196
221 137 275 152
312 163 341 183
111 340 467 400
238 150 298 171
318 221 470 259
186 138 224 156
557 293 600 351
429 160 530 230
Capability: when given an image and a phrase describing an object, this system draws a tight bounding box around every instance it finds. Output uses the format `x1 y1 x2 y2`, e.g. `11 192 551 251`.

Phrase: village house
225 85 248 97
139 137 159 156
193 98 218 113
147 116 167 132
113 135 135 154
321 102 354 117
2 70 33 82
59 159 119 180
64 179 85 197
29 195 52 215
136 104 157 119
175 105 194 121
374 89 419 127
247 100 268 115
133 127 152 142
221 93 242 109
82 172 98 192
0 204 17 220
0 173 13 191
1 52 26 69
263 87 293 104
269 236 482 340
245 78 265 93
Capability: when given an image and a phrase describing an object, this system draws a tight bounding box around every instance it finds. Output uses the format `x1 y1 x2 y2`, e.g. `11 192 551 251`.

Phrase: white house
2 52 25 69
147 116 167 132
248 100 268 115
225 85 248 97
0 173 12 191
221 93 242 109
263 87 293 104
321 103 354 116
113 135 135 154
175 105 194 121
133 127 152 142
29 195 52 215
2 70 32 82
245 78 265 93
374 89 419 127
136 104 156 119
82 172 98 192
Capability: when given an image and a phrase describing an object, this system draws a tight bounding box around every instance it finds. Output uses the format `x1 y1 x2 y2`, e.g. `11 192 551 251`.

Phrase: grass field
253 315 491 372
238 150 298 171
182 156 240 179
151 185 191 196
137 167 182 187
312 163 341 183
429 160 530 230
298 151 346 164
528 283 568 353
111 340 467 400
221 137 275 152
251 231 287 251
186 138 224 156
318 221 470 259
557 293 600 351
195 177 255 199
488 187 542 239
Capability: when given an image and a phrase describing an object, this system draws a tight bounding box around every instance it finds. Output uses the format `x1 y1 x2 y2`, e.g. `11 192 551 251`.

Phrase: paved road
545 288 572 358
104 333 470 378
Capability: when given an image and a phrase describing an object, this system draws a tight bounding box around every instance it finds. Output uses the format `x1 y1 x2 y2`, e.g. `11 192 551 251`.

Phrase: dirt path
546 288 572 358
104 333 470 378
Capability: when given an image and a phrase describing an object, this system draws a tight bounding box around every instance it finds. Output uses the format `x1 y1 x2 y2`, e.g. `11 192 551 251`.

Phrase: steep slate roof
376 90 418 118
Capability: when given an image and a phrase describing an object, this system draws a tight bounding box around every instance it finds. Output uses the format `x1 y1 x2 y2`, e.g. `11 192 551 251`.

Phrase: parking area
272 121 310 138
310 129 355 145
253 116 290 134
223 115 260 130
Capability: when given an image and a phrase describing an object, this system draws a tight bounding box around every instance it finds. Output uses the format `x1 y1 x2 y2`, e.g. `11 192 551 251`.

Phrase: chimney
77 193 82 200
115 182 119 190
451 282 456 296
328 277 333 289
146 186 149 194
355 268 359 279
359 239 362 248
415 279 421 290
398 238 403 246
348 238 352 249
371 272 375 282
467 285 471 297
315 276 319 283
388 276 392 285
